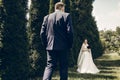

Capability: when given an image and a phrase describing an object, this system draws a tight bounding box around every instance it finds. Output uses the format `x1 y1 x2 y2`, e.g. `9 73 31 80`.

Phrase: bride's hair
83 39 88 43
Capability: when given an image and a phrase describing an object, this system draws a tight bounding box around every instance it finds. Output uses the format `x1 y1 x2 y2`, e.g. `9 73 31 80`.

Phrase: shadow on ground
68 71 117 80
32 54 120 80
95 60 120 67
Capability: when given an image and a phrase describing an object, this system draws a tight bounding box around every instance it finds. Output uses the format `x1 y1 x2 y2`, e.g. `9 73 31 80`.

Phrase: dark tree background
70 0 103 62
1 0 30 80
49 0 59 13
28 0 49 77
0 0 4 76
0 0 103 79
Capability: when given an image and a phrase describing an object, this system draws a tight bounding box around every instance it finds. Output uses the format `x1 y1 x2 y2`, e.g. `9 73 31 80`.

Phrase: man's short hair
55 2 65 10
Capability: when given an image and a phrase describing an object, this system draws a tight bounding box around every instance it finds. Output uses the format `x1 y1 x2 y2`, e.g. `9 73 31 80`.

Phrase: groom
40 2 73 80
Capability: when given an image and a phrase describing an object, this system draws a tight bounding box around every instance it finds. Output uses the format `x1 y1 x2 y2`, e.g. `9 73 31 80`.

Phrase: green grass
51 53 120 80
1 53 119 80
32 53 120 80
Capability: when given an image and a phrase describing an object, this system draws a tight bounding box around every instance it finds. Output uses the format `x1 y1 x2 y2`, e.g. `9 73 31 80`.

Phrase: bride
77 39 100 74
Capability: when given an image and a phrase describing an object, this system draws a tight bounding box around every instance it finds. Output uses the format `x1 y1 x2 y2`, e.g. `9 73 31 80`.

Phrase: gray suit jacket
40 11 73 50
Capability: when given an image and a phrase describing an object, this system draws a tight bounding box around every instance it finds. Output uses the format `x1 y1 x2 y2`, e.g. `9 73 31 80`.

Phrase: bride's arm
88 49 91 53
81 44 88 52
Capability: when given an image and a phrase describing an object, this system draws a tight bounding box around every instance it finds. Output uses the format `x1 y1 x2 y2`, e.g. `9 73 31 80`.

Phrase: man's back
45 11 72 50
41 10 73 50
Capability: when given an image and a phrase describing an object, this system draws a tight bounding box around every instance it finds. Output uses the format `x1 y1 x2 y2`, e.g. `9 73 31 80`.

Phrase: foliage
28 0 49 77
70 0 103 63
0 0 5 78
116 26 120 35
1 0 30 80
49 0 59 13
49 0 54 13
100 27 120 54
0 0 4 55
62 0 70 12
0 0 104 79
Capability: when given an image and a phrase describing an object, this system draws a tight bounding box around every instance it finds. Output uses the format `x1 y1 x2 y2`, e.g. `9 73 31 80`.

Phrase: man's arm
66 14 73 48
40 15 48 48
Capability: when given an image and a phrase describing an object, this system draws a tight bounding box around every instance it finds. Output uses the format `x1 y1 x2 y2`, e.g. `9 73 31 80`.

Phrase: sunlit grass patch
51 68 117 80
51 53 120 80
38 53 120 80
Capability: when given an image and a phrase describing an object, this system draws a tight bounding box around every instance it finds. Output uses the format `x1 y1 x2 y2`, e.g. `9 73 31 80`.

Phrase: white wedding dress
77 43 100 74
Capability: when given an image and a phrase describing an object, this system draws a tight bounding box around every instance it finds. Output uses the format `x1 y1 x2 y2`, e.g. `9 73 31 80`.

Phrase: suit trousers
43 50 68 80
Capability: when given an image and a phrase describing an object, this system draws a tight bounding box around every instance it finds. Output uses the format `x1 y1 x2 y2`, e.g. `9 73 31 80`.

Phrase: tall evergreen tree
116 26 120 35
28 0 49 77
49 0 54 13
49 0 59 13
0 1 3 52
1 0 30 80
0 0 3 48
0 0 5 75
70 0 103 63
28 0 60 77
62 0 70 12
